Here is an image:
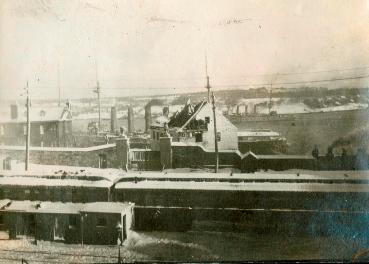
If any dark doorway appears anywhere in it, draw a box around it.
[122,215,127,240]
[99,154,108,169]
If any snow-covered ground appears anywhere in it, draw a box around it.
[0,231,364,263]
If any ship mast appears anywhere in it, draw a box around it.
[268,82,273,115]
[205,54,211,103]
[93,59,102,131]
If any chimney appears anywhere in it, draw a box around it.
[163,106,169,118]
[127,105,134,134]
[10,104,18,120]
[110,106,117,133]
[145,103,152,133]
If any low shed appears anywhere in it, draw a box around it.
[0,201,134,245]
[80,202,134,245]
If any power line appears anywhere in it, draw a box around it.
[20,65,369,84]
[26,73,369,91]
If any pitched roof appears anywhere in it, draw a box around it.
[0,199,11,210]
[242,151,313,160]
[0,106,72,123]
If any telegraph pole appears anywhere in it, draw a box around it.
[25,81,31,171]
[212,92,219,173]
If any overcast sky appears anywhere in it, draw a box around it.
[1,0,369,101]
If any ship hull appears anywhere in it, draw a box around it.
[227,108,369,154]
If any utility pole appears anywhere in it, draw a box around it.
[211,92,219,173]
[25,81,30,171]
[205,54,211,102]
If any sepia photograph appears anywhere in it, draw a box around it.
[0,0,369,262]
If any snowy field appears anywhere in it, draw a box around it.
[0,231,366,263]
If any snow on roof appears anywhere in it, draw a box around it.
[0,144,116,152]
[0,201,132,214]
[242,151,313,160]
[114,180,369,193]
[238,131,280,137]
[115,170,369,183]
[0,162,124,182]
[151,115,170,127]
[36,202,84,214]
[0,177,112,188]
[80,202,133,214]
[0,199,11,209]
[3,200,40,212]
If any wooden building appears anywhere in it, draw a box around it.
[0,104,73,147]
[0,200,134,245]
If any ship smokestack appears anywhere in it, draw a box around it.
[127,105,134,134]
[145,103,152,133]
[110,106,117,133]
[236,105,240,115]
[163,106,169,118]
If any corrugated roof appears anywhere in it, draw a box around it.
[168,100,207,128]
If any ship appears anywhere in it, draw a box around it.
[225,106,369,154]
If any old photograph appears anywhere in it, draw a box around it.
[0,0,369,262]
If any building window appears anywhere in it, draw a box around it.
[40,125,44,135]
[69,215,78,227]
[96,217,107,227]
[205,117,210,123]
[0,125,4,136]
[24,189,31,196]
[23,125,27,136]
